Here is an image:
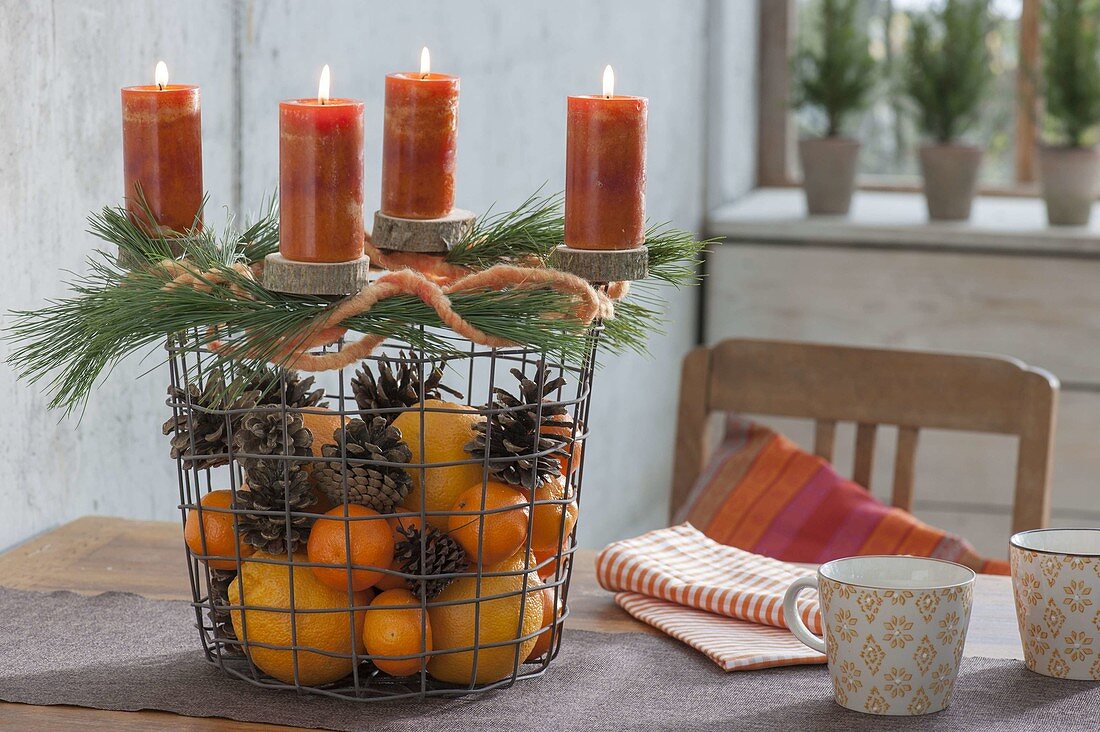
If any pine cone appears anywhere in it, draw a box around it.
[393,522,469,598]
[464,361,571,489]
[351,353,462,422]
[208,569,241,653]
[163,369,261,470]
[314,417,413,512]
[233,406,313,470]
[235,462,316,554]
[243,366,328,410]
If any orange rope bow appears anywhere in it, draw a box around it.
[157,254,626,373]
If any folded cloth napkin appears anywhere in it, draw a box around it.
[596,523,826,671]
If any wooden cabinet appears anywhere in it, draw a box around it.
[705,189,1100,556]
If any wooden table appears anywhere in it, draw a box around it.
[0,517,1024,731]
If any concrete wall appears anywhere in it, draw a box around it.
[0,0,758,550]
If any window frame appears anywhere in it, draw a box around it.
[757,0,1041,195]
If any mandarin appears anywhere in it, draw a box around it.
[528,479,578,552]
[533,542,568,581]
[373,515,425,592]
[307,505,394,591]
[184,489,254,570]
[448,482,530,566]
[543,412,583,475]
[527,585,565,661]
[364,588,433,676]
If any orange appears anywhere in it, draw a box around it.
[448,482,530,566]
[364,588,433,676]
[533,542,568,581]
[307,505,395,591]
[427,549,544,684]
[528,479,578,552]
[301,409,344,453]
[527,585,564,661]
[373,515,424,592]
[184,489,254,570]
[543,412,583,475]
[300,409,345,491]
[373,561,409,592]
[394,400,482,530]
[229,552,368,685]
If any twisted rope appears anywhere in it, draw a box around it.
[156,253,625,373]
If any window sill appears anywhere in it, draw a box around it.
[706,188,1100,258]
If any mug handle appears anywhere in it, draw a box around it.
[783,574,826,654]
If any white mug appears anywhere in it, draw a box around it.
[1011,528,1100,680]
[783,555,975,716]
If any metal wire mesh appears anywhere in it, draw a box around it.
[169,324,598,700]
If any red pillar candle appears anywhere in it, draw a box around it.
[280,65,365,263]
[121,61,203,234]
[381,47,459,219]
[565,66,647,250]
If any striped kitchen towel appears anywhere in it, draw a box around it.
[595,523,826,671]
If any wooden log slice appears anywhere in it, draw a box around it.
[262,252,372,295]
[549,245,649,282]
[372,209,476,253]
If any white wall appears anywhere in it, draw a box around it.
[0,0,758,550]
[0,0,237,551]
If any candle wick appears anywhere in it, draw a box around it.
[158,83,165,91]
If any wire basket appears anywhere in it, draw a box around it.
[169,325,597,700]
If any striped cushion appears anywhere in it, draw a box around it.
[676,419,1009,575]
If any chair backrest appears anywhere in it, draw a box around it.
[671,338,1059,534]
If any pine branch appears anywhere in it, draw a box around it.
[5,247,596,413]
[446,188,563,268]
[7,188,704,414]
[445,190,705,287]
[643,224,710,287]
[236,194,281,264]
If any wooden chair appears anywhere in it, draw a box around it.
[671,338,1059,534]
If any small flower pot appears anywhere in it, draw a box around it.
[799,137,860,216]
[1039,145,1100,227]
[918,143,982,222]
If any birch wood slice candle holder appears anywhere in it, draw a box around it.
[262,252,372,295]
[372,208,476,253]
[549,244,648,283]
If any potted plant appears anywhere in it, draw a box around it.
[902,0,991,222]
[1039,0,1100,226]
[792,0,876,216]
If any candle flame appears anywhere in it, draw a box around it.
[420,47,431,77]
[603,65,614,98]
[155,60,169,90]
[318,64,331,104]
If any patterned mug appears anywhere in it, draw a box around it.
[1010,528,1100,680]
[783,556,975,716]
